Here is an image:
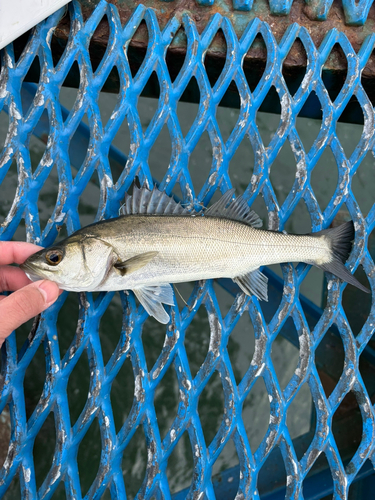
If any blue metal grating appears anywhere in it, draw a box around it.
[0,0,375,498]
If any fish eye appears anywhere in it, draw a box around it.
[45,249,63,266]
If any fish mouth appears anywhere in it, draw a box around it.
[20,262,48,282]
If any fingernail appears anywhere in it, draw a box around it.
[37,280,59,304]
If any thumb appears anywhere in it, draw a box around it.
[0,280,60,345]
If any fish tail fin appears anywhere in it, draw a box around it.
[314,221,370,294]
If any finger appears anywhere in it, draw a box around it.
[0,266,32,292]
[0,242,43,266]
[0,280,60,346]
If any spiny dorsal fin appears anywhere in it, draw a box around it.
[134,284,174,324]
[119,186,263,228]
[233,268,268,301]
[205,189,263,228]
[119,185,192,216]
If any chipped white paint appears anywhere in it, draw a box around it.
[170,429,176,442]
[23,467,31,483]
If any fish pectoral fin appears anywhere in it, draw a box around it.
[133,284,174,324]
[114,251,159,276]
[233,269,268,301]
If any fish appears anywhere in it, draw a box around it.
[20,186,369,324]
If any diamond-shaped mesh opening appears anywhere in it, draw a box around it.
[23,339,46,420]
[0,159,18,225]
[198,370,225,446]
[89,14,110,73]
[142,316,168,372]
[154,361,179,440]
[336,103,364,159]
[315,328,345,399]
[244,33,267,93]
[56,293,79,358]
[204,29,227,88]
[227,312,255,386]
[0,406,11,469]
[51,8,70,68]
[110,356,134,433]
[258,445,287,497]
[229,136,255,193]
[59,61,82,119]
[67,349,91,425]
[0,109,9,151]
[271,318,299,391]
[98,67,121,126]
[166,431,194,494]
[212,437,239,482]
[310,146,339,213]
[188,130,213,196]
[22,57,41,116]
[148,123,172,183]
[217,82,241,144]
[184,302,212,378]
[302,452,334,498]
[33,411,56,490]
[282,38,307,97]
[322,44,348,103]
[351,151,375,217]
[343,266,371,336]
[256,91,281,146]
[295,114,322,154]
[270,140,297,207]
[128,20,149,79]
[69,115,90,176]
[242,376,270,453]
[78,170,100,228]
[166,27,187,84]
[77,416,102,496]
[333,391,363,465]
[122,424,147,500]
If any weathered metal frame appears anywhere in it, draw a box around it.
[1,0,375,498]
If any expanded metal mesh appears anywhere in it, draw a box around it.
[0,0,375,498]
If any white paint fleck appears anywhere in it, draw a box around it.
[24,467,31,483]
[170,429,176,442]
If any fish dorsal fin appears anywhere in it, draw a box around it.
[134,284,174,324]
[205,189,263,228]
[233,268,268,301]
[119,185,192,216]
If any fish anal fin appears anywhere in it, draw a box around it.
[133,284,174,324]
[114,251,158,276]
[233,269,268,301]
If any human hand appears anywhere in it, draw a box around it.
[0,242,60,347]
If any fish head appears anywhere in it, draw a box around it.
[20,236,115,291]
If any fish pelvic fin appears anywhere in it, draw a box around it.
[313,221,370,294]
[233,268,268,301]
[114,251,158,276]
[134,284,174,324]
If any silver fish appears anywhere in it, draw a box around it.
[21,186,369,323]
